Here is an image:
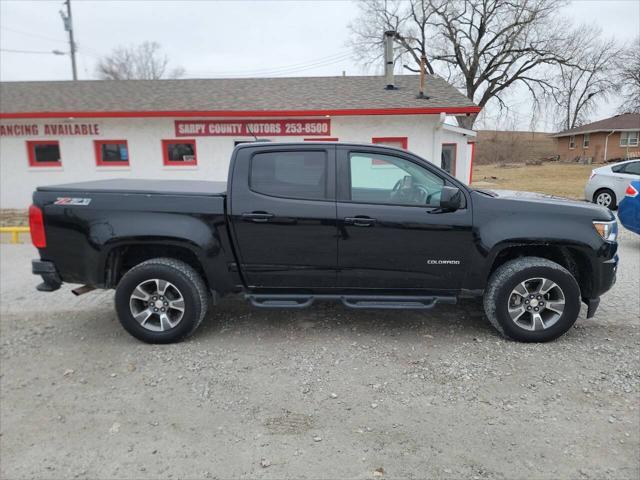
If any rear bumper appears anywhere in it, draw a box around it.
[32,259,62,292]
[584,182,597,202]
[618,200,640,234]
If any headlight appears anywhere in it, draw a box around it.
[593,220,618,242]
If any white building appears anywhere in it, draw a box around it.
[0,75,479,208]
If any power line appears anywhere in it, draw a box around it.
[185,50,353,75]
[0,25,103,59]
[0,25,67,44]
[183,51,354,78]
[0,48,62,55]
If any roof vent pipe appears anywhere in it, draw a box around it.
[384,30,396,90]
[416,54,430,99]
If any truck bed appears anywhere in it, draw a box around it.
[37,178,227,196]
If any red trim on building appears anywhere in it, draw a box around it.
[0,106,482,120]
[442,143,457,176]
[467,141,476,184]
[26,140,61,167]
[371,137,408,149]
[162,139,197,166]
[94,140,130,167]
[304,137,338,141]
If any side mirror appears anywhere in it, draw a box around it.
[439,186,462,211]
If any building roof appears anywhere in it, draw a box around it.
[553,113,640,137]
[0,75,480,119]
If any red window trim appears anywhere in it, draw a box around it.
[371,137,408,149]
[0,106,482,120]
[26,140,62,167]
[304,137,338,141]
[162,139,197,166]
[94,140,130,166]
[442,143,457,176]
[467,141,476,184]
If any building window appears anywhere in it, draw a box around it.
[303,138,339,141]
[583,133,590,148]
[95,140,129,166]
[371,137,408,149]
[162,139,197,166]
[250,150,328,200]
[568,135,576,149]
[27,141,61,167]
[441,143,457,175]
[620,131,639,147]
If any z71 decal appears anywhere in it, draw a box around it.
[54,197,92,206]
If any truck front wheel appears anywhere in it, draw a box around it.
[115,257,209,343]
[483,257,581,342]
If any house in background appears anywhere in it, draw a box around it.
[552,113,640,163]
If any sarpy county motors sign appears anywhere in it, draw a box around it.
[175,119,331,137]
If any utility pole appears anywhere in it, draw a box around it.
[60,0,77,80]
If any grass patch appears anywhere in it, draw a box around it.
[472,162,594,199]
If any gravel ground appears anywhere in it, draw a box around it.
[1,230,639,480]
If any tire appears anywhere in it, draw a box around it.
[483,257,581,342]
[593,188,617,210]
[115,257,209,343]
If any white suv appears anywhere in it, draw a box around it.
[584,159,640,209]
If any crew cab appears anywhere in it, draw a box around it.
[30,142,619,343]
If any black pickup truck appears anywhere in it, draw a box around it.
[30,142,619,343]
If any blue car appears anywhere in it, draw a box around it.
[618,180,640,235]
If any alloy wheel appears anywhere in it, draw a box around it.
[596,192,612,207]
[129,278,185,332]
[507,277,565,331]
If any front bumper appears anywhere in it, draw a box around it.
[32,259,62,292]
[593,253,619,297]
[583,252,618,318]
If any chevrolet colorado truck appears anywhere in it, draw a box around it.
[30,142,619,343]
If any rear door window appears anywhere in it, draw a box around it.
[250,151,328,200]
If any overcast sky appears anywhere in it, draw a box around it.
[1,0,638,131]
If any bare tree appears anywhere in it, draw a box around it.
[614,37,640,114]
[96,42,185,80]
[349,0,579,129]
[550,28,620,131]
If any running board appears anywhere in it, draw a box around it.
[248,295,314,309]
[246,294,456,310]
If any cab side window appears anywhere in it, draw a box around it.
[348,152,444,207]
[250,150,328,200]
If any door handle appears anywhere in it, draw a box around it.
[242,212,274,223]
[344,216,377,227]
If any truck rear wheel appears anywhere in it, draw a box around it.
[483,257,581,342]
[115,257,209,343]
